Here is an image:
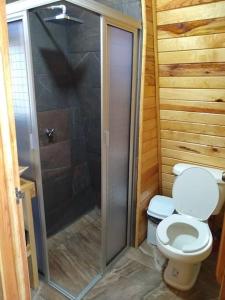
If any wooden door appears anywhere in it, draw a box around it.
[0,1,31,299]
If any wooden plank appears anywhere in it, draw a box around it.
[159,63,225,77]
[22,184,39,289]
[141,153,159,173]
[141,163,158,183]
[160,110,225,125]
[143,107,157,121]
[162,172,174,183]
[142,148,158,164]
[143,96,156,109]
[144,85,156,97]
[0,3,31,299]
[142,138,158,154]
[162,148,225,168]
[162,156,197,166]
[161,120,225,137]
[157,1,225,25]
[158,33,225,52]
[219,275,225,299]
[143,119,157,132]
[161,130,225,147]
[161,180,173,190]
[152,0,162,195]
[160,76,225,88]
[141,173,159,193]
[143,129,157,142]
[217,213,225,283]
[157,0,223,12]
[158,17,225,39]
[160,88,225,101]
[136,0,159,247]
[162,187,172,197]
[159,49,225,64]
[160,99,225,114]
[161,139,225,158]
[162,164,173,174]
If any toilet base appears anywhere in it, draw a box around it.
[164,259,201,291]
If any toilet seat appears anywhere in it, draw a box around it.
[157,214,210,253]
[172,167,219,221]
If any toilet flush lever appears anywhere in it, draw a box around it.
[222,172,225,182]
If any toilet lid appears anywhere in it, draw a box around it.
[172,167,219,221]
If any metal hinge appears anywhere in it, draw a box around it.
[15,188,25,204]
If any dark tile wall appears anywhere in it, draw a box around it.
[93,0,141,20]
[67,4,101,206]
[29,5,100,235]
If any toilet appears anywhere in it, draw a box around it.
[156,164,225,291]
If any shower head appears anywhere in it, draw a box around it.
[44,5,83,25]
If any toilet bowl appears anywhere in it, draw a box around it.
[156,166,221,291]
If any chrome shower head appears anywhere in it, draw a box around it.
[44,4,83,25]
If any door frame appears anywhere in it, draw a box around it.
[0,2,30,299]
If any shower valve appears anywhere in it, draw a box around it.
[45,128,55,143]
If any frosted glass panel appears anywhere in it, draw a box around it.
[8,20,33,178]
[106,26,133,262]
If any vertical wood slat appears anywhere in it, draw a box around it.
[135,0,159,246]
[216,213,225,284]
[0,2,31,299]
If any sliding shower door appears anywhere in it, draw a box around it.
[102,20,138,264]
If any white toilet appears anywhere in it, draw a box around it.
[156,163,225,291]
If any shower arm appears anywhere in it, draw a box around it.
[46,4,67,15]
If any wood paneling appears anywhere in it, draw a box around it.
[159,63,225,77]
[156,0,225,198]
[160,88,225,101]
[157,0,223,11]
[159,76,225,88]
[158,18,225,40]
[158,33,225,51]
[159,48,225,64]
[135,0,159,246]
[157,1,225,25]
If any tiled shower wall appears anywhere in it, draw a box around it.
[29,6,101,235]
[67,4,101,206]
[94,0,141,20]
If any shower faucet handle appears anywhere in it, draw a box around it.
[45,128,55,143]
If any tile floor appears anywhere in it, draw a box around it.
[32,241,220,300]
[47,209,101,295]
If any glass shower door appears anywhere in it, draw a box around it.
[102,22,137,264]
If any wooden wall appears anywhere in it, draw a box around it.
[155,0,225,196]
[135,0,159,246]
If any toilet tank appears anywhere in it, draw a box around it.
[173,163,225,215]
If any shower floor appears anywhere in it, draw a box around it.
[47,208,101,296]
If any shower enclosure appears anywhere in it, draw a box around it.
[7,1,140,299]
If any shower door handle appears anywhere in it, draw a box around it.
[104,130,109,148]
